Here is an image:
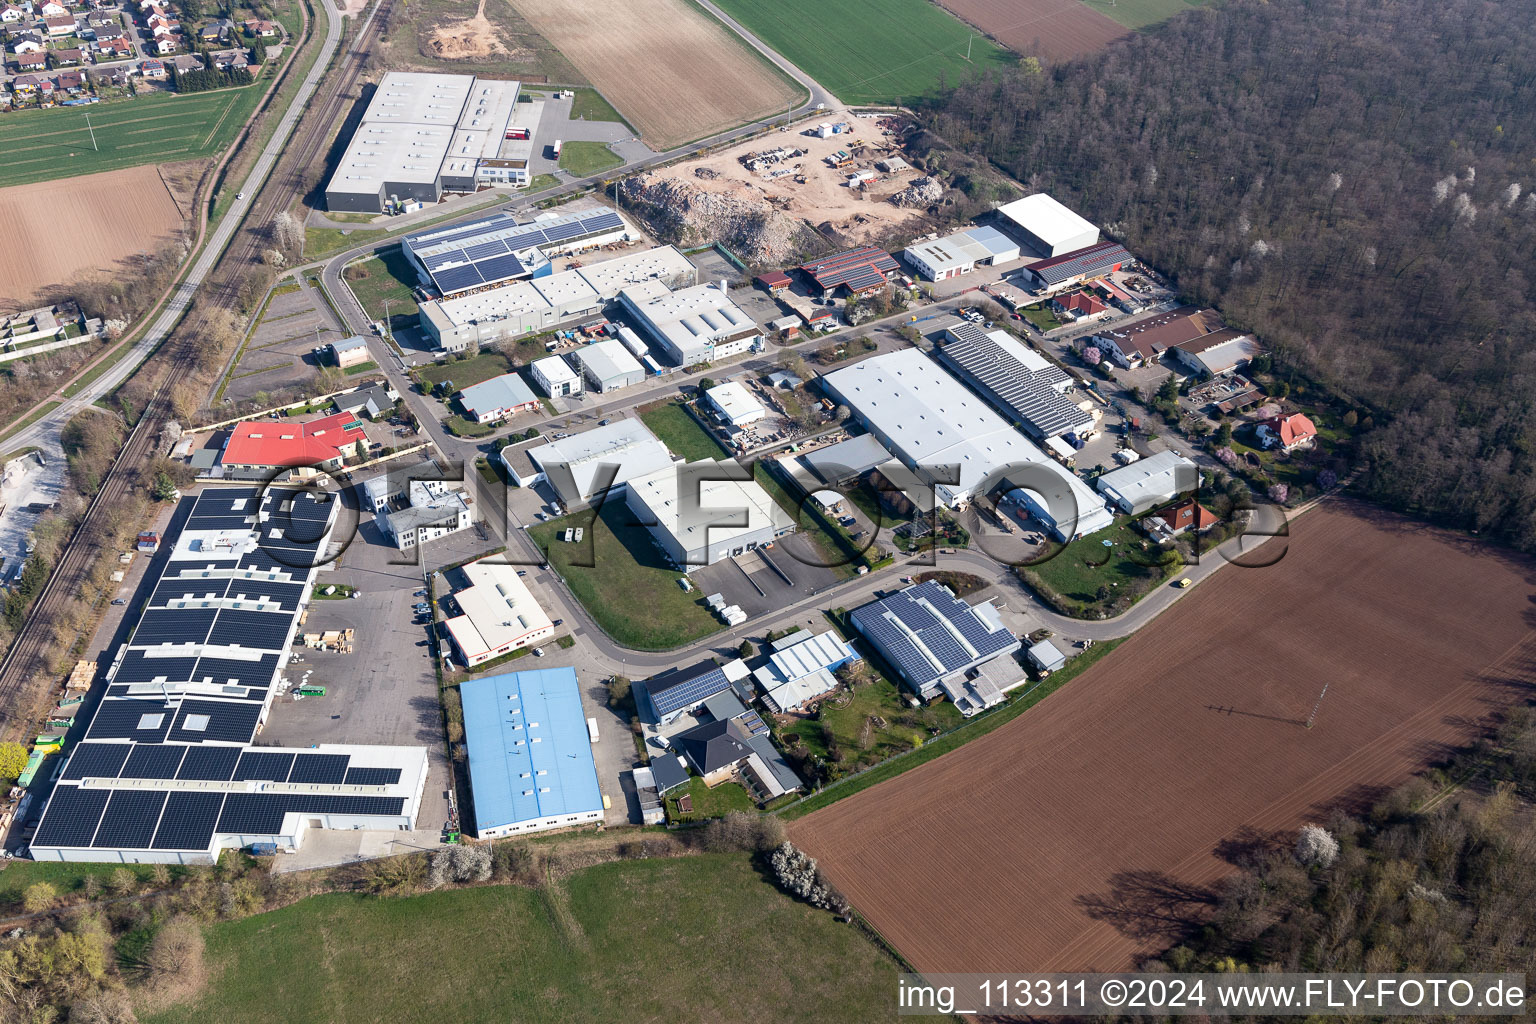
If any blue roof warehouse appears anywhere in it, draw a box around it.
[460,667,605,838]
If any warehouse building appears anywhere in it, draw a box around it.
[1096,449,1199,514]
[902,226,1020,281]
[457,372,540,423]
[798,246,901,296]
[996,193,1099,258]
[572,339,645,392]
[704,381,767,428]
[848,580,1023,715]
[402,207,633,298]
[624,461,794,567]
[504,418,676,507]
[460,667,603,838]
[617,279,763,367]
[821,349,1113,539]
[29,487,431,864]
[529,354,582,397]
[751,629,859,714]
[419,245,695,352]
[937,323,1097,441]
[1165,328,1261,377]
[219,410,366,480]
[1018,240,1131,294]
[325,73,537,213]
[442,559,555,667]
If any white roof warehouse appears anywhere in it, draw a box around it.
[821,348,1113,540]
[618,279,763,367]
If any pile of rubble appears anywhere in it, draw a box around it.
[888,176,943,209]
[620,173,818,264]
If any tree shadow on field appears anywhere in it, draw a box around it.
[1212,825,1286,871]
[1075,870,1218,945]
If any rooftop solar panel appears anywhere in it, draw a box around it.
[92,789,168,849]
[133,607,217,644]
[580,210,624,232]
[433,264,484,294]
[648,663,732,717]
[233,750,296,782]
[471,252,524,283]
[501,226,548,252]
[152,791,225,851]
[121,742,188,779]
[424,250,466,271]
[110,651,201,685]
[540,221,583,244]
[463,239,509,260]
[344,766,403,786]
[33,785,112,848]
[169,699,261,744]
[288,753,350,785]
[60,742,132,781]
[87,699,175,742]
[177,744,242,782]
[208,608,292,650]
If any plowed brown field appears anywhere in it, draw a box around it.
[791,502,1536,972]
[504,0,803,149]
[0,165,186,304]
[939,0,1128,61]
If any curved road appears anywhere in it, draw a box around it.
[0,0,346,521]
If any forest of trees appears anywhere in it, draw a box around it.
[927,0,1536,548]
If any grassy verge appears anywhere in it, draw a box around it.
[0,401,62,446]
[568,87,633,129]
[529,501,719,650]
[666,775,755,822]
[1020,516,1177,617]
[780,639,1124,820]
[341,247,419,330]
[343,360,379,375]
[144,854,898,1024]
[418,352,513,390]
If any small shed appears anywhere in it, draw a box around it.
[756,270,791,294]
[1026,640,1066,675]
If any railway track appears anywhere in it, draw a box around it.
[0,0,393,742]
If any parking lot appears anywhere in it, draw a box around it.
[222,278,348,404]
[688,536,842,619]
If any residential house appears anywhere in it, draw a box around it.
[152,32,174,52]
[90,19,123,39]
[43,14,77,35]
[0,4,28,21]
[1255,412,1317,453]
[88,62,126,86]
[207,45,245,69]
[85,10,118,27]
[40,0,70,16]
[331,383,395,419]
[11,31,47,52]
[195,19,224,42]
[668,717,799,800]
[168,51,201,71]
[92,35,128,57]
[56,67,83,91]
[456,373,539,424]
[35,76,55,99]
[1142,498,1219,542]
[1049,290,1108,321]
[137,55,163,76]
[242,17,275,35]
[14,50,47,70]
[11,71,45,91]
[50,45,81,63]
[1089,306,1226,370]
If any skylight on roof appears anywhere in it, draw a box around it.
[137,713,164,730]
[184,713,211,732]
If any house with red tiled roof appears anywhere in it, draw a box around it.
[56,68,85,91]
[51,46,83,64]
[219,411,367,480]
[94,36,131,57]
[138,55,164,76]
[15,51,48,71]
[1049,290,1108,321]
[1144,498,1220,542]
[1256,413,1317,453]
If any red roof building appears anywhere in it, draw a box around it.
[1256,413,1316,452]
[1155,498,1219,536]
[1051,290,1107,319]
[755,270,791,293]
[221,411,366,477]
[799,246,899,296]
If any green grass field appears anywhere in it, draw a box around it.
[1081,0,1211,31]
[530,501,720,649]
[568,87,632,130]
[557,141,622,177]
[0,87,268,188]
[638,402,728,462]
[418,352,514,391]
[342,248,419,331]
[708,0,1015,104]
[1023,516,1177,608]
[145,854,898,1024]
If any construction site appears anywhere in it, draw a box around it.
[619,111,937,265]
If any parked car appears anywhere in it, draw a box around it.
[1174,578,1193,589]
[111,598,126,606]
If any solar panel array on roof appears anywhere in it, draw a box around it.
[1026,241,1130,287]
[849,581,1018,696]
[60,742,131,781]
[288,752,350,785]
[122,742,187,779]
[169,699,263,744]
[152,791,225,850]
[33,787,112,848]
[177,744,242,781]
[233,750,296,781]
[412,210,627,294]
[939,324,1091,439]
[344,766,403,786]
[647,662,733,718]
[93,790,167,849]
[218,794,404,834]
[799,246,900,292]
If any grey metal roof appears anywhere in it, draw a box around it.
[938,323,1093,439]
[798,433,893,484]
[1026,241,1130,287]
[648,752,690,794]
[458,373,537,416]
[744,733,801,793]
